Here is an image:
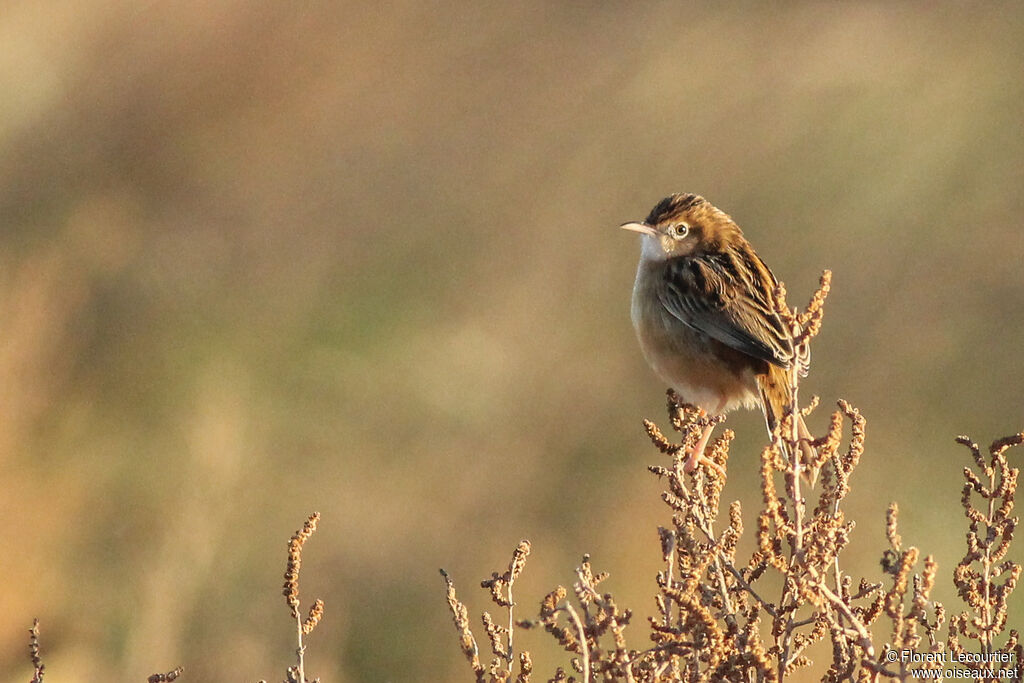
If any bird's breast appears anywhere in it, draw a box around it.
[631,261,761,414]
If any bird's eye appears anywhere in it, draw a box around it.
[671,223,689,238]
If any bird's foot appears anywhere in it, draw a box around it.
[682,420,726,478]
[682,449,727,477]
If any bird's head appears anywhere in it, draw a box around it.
[621,193,742,260]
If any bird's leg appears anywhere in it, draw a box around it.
[683,410,726,477]
[683,421,716,471]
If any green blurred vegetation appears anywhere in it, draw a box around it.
[1,2,1022,681]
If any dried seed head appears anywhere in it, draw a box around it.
[302,599,325,636]
[886,503,902,552]
[147,668,184,683]
[283,512,321,617]
[29,619,44,683]
[440,568,484,676]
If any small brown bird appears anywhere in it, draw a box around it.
[622,193,814,473]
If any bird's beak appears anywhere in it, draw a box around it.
[619,221,657,236]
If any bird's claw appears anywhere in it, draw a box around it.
[683,446,727,478]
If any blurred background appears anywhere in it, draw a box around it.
[1,2,1022,681]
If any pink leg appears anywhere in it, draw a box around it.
[683,422,718,472]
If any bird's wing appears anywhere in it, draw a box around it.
[657,252,794,368]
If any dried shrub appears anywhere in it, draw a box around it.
[443,272,1023,682]
[441,541,534,682]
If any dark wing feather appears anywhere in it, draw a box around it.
[657,251,794,368]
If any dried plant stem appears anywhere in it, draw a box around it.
[507,580,517,664]
[696,512,778,618]
[562,601,590,682]
[693,473,735,615]
[816,581,882,680]
[722,562,777,618]
[774,372,804,680]
[981,462,997,654]
[663,535,674,627]
[294,611,308,683]
[789,374,805,561]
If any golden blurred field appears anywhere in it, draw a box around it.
[2,2,1023,681]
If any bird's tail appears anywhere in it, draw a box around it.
[759,364,818,486]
